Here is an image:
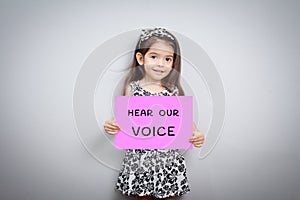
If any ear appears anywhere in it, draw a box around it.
[135,52,144,65]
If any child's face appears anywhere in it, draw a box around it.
[137,40,174,82]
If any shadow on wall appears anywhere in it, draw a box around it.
[111,191,135,200]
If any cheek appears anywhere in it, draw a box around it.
[143,65,151,72]
[166,66,173,74]
[167,62,174,69]
[144,57,155,65]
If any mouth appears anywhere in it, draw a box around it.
[153,69,164,73]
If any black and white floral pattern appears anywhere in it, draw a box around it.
[115,81,190,199]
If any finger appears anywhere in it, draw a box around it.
[106,121,120,128]
[106,130,119,135]
[192,137,204,143]
[194,144,203,148]
[104,126,119,132]
[104,123,120,130]
[189,138,195,142]
[105,126,120,132]
[194,141,204,145]
[192,136,204,142]
[194,141,203,146]
[104,124,119,130]
[189,139,198,143]
[109,121,120,126]
[112,121,119,126]
[105,128,119,133]
[189,136,200,142]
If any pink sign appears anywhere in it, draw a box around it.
[114,96,193,149]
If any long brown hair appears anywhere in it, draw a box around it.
[122,29,184,96]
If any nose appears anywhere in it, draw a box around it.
[157,58,164,67]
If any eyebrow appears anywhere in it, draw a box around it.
[148,51,173,57]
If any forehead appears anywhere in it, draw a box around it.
[147,40,174,56]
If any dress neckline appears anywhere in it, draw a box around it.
[136,80,168,94]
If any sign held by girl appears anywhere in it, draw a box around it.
[115,96,193,149]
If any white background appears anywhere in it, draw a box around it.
[0,0,299,199]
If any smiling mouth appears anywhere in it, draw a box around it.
[153,69,164,73]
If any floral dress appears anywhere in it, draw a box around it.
[115,81,190,199]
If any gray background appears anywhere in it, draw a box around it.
[1,0,299,200]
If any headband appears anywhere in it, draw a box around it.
[138,28,175,49]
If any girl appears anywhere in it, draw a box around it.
[104,28,205,200]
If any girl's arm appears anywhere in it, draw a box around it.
[104,85,131,135]
[189,122,205,148]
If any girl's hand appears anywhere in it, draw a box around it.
[189,130,205,148]
[103,119,120,135]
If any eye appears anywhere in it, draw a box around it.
[151,55,157,59]
[166,57,173,62]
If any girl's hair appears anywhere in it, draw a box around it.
[122,28,184,96]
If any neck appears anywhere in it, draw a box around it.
[140,77,161,86]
